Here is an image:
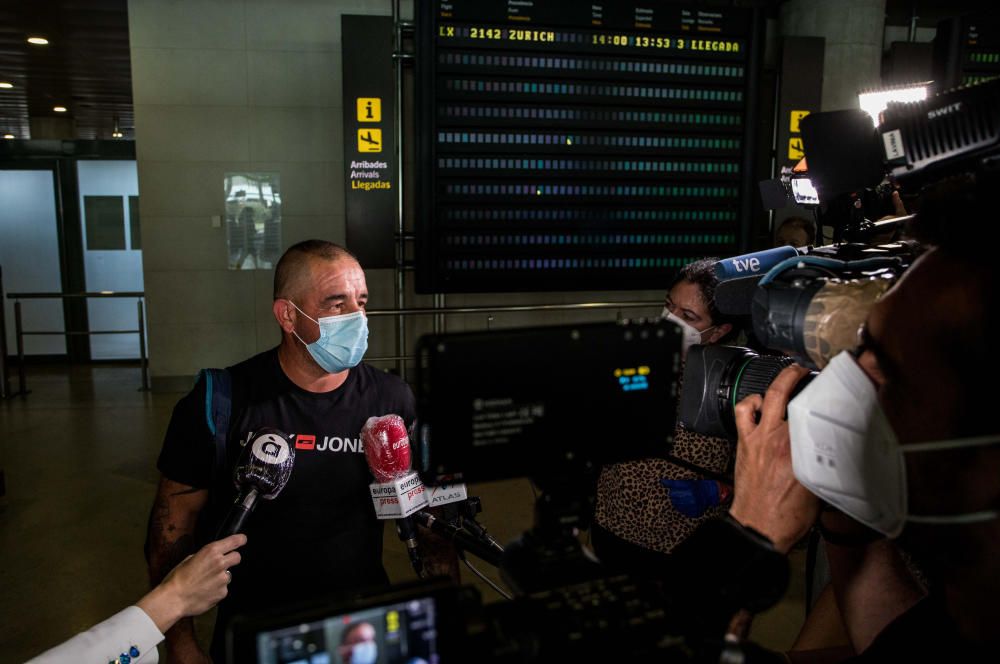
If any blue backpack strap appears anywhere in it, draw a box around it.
[198,368,232,485]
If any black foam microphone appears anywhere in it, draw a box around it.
[216,428,296,538]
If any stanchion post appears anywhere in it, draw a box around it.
[14,300,26,396]
[137,299,149,391]
[0,266,9,400]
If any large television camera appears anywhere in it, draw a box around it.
[227,320,789,662]
[682,78,1000,439]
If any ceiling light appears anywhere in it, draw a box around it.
[53,106,67,113]
[0,82,12,89]
[27,37,49,45]
[112,115,123,138]
[4,134,15,139]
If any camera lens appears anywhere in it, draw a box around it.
[679,345,817,440]
[753,266,896,371]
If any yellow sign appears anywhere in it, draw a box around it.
[788,136,805,161]
[790,110,810,133]
[357,97,381,122]
[358,128,382,153]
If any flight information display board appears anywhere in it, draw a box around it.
[415,0,762,293]
[934,10,1000,91]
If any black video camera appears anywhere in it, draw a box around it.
[682,78,1000,440]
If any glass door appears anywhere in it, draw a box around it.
[0,168,66,356]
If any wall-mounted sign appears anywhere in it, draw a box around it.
[343,15,396,268]
[789,109,810,133]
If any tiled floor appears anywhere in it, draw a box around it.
[0,364,807,662]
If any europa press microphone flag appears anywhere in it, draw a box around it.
[361,414,429,519]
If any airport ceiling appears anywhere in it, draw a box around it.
[0,0,989,141]
[0,0,130,140]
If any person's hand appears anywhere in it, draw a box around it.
[137,533,246,634]
[728,366,819,554]
[877,190,908,221]
[165,533,246,616]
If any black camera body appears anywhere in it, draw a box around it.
[684,79,1000,441]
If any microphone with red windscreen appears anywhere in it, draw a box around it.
[362,414,412,483]
[361,415,426,577]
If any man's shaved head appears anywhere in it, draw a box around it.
[273,240,357,301]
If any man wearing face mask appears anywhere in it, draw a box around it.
[336,621,377,664]
[148,240,416,664]
[725,174,999,660]
[592,259,739,577]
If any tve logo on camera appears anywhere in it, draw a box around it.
[730,256,762,273]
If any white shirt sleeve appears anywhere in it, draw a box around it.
[25,605,164,664]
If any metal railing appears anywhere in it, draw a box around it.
[362,300,661,363]
[4,290,149,396]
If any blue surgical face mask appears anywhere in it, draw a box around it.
[289,302,368,374]
[349,640,378,664]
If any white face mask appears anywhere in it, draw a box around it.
[662,309,716,356]
[788,351,1000,537]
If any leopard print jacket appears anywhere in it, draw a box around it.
[594,424,734,554]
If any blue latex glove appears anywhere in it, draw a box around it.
[660,479,727,518]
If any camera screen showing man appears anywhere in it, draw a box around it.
[337,621,377,664]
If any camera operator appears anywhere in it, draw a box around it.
[727,173,999,660]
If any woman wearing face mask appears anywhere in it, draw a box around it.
[591,258,739,577]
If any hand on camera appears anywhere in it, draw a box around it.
[877,189,908,221]
[728,365,819,554]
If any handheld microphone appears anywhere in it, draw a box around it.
[362,414,412,483]
[412,511,504,568]
[361,415,428,577]
[426,481,505,556]
[216,428,295,538]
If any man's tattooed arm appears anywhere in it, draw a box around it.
[145,476,210,660]
[146,482,205,580]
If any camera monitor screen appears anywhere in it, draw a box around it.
[227,585,457,664]
[414,320,682,482]
[790,177,819,205]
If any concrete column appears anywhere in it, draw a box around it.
[780,0,887,111]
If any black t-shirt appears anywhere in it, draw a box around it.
[157,349,415,638]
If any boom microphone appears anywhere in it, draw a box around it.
[216,428,295,538]
[361,414,427,577]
